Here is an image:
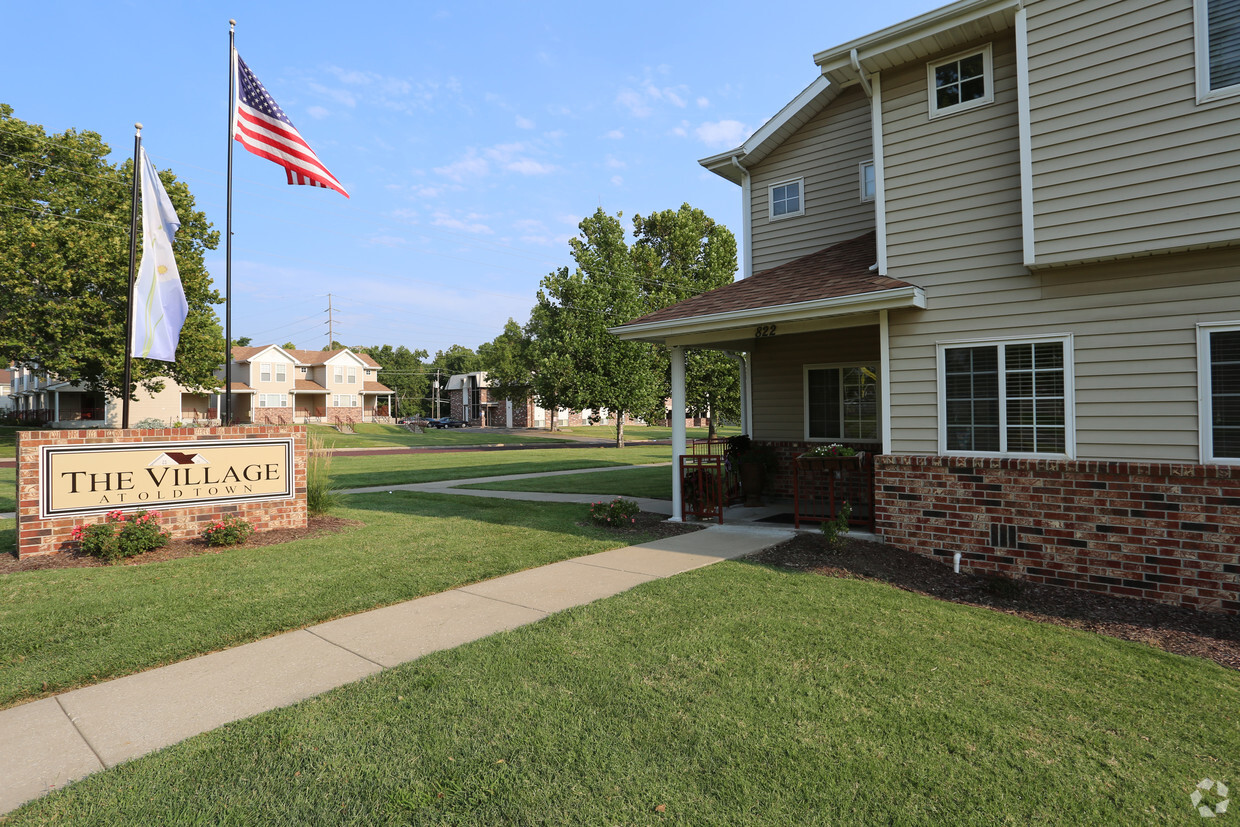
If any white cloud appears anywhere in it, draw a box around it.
[604,129,625,140]
[506,159,556,175]
[308,83,356,107]
[513,218,546,233]
[616,88,650,118]
[515,115,535,129]
[368,235,407,248]
[697,96,710,108]
[306,105,330,120]
[432,212,494,235]
[695,119,749,148]
[605,155,625,169]
[434,150,490,181]
[671,120,689,138]
[611,175,624,187]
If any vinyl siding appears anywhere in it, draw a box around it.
[887,248,1240,461]
[751,326,880,442]
[747,85,875,274]
[1027,0,1240,264]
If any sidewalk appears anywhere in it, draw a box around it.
[0,522,792,815]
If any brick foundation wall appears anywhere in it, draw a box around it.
[251,407,293,425]
[875,455,1240,614]
[16,426,308,559]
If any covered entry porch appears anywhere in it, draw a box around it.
[609,232,925,524]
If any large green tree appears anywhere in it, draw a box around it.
[352,344,430,417]
[631,204,740,436]
[478,318,532,405]
[0,105,223,398]
[529,210,665,446]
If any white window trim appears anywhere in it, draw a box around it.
[927,43,995,119]
[935,333,1076,459]
[347,368,357,384]
[767,177,805,221]
[1197,321,1240,464]
[802,362,881,443]
[275,364,286,382]
[859,160,875,203]
[1195,0,1240,103]
[259,363,271,382]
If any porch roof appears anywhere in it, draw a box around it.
[293,379,328,393]
[611,231,924,343]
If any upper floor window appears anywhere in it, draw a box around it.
[928,44,994,118]
[347,368,357,384]
[259,363,271,382]
[859,160,876,202]
[768,178,804,220]
[333,367,343,384]
[1196,0,1240,102]
[1198,322,1240,463]
[275,364,286,383]
[805,364,879,442]
[938,335,1073,457]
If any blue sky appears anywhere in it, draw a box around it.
[6,1,932,356]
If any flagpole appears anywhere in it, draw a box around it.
[225,18,236,426]
[122,122,143,430]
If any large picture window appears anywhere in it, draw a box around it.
[1198,323,1240,462]
[938,336,1073,456]
[804,365,879,441]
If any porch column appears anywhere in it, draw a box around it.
[670,344,686,522]
[879,309,892,452]
[53,391,60,424]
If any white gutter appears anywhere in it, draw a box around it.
[731,155,752,279]
[1015,3,1035,268]
[610,285,926,342]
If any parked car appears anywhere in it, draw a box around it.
[438,418,467,428]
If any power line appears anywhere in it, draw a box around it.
[0,201,129,231]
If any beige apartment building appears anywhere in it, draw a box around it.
[6,345,393,427]
[614,0,1240,613]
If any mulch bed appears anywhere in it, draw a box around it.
[749,532,1240,671]
[0,516,358,574]
[583,510,707,540]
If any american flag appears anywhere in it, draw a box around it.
[232,51,349,199]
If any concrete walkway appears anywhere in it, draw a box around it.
[0,522,792,815]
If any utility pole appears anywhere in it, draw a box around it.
[325,293,334,348]
[434,369,441,418]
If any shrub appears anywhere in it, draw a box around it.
[820,502,852,552]
[131,418,165,429]
[589,498,641,528]
[306,433,339,515]
[72,510,170,562]
[202,516,254,547]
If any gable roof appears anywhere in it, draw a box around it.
[611,232,925,342]
[230,346,380,369]
[700,0,1019,183]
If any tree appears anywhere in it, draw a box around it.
[529,210,664,446]
[631,204,740,436]
[231,336,253,348]
[432,344,482,377]
[478,318,532,405]
[353,344,430,417]
[0,105,223,398]
[281,341,296,350]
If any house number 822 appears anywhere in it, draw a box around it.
[755,324,777,338]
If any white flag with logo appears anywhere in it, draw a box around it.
[131,147,188,362]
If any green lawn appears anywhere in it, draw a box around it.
[307,423,567,450]
[0,518,12,556]
[0,492,665,709]
[459,465,673,500]
[556,424,741,442]
[13,561,1238,825]
[330,445,671,489]
[0,466,13,513]
[0,424,17,458]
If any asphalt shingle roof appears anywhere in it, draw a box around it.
[619,231,912,328]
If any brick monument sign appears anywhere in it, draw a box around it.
[15,425,308,559]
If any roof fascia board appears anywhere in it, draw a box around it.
[814,0,1019,71]
[611,286,926,341]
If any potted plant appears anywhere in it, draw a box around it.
[725,435,779,507]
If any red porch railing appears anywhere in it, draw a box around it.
[793,451,877,531]
[679,438,742,523]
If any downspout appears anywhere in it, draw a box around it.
[730,155,752,279]
[723,350,750,435]
[852,48,888,275]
